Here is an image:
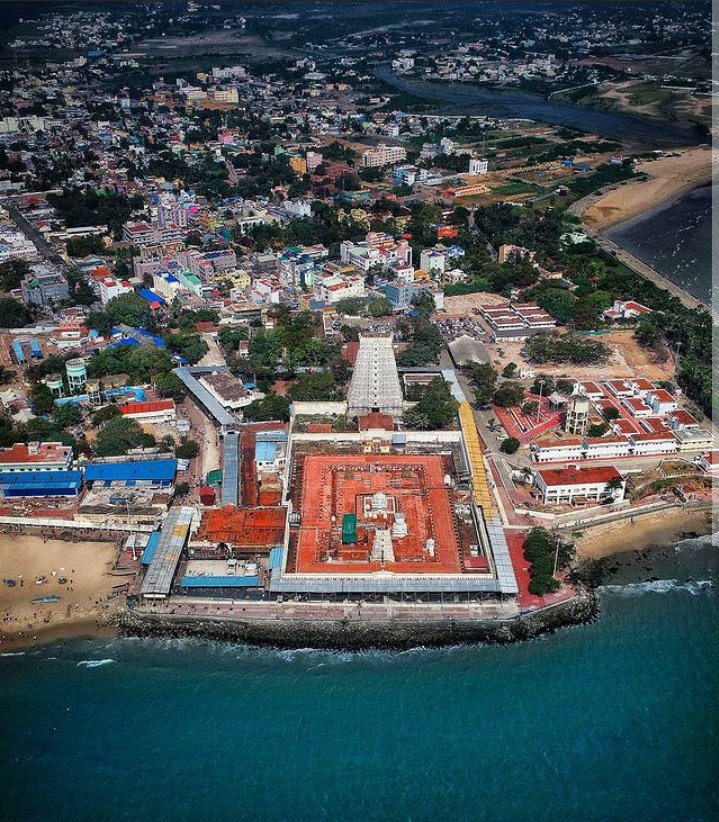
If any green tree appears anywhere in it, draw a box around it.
[530,374,555,396]
[52,403,82,428]
[154,371,185,402]
[164,332,208,365]
[288,371,338,402]
[94,416,155,457]
[586,422,609,437]
[175,440,200,460]
[500,436,520,454]
[242,392,290,422]
[104,292,150,328]
[493,382,525,408]
[367,297,393,318]
[467,362,498,407]
[92,405,121,426]
[30,383,55,415]
[502,362,518,378]
[0,298,31,328]
[403,377,458,430]
[0,259,30,291]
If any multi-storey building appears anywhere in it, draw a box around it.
[361,143,407,168]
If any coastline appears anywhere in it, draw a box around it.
[575,506,714,560]
[1,506,714,652]
[0,536,125,652]
[570,146,713,313]
[581,146,712,231]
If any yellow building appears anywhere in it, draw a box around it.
[289,156,308,175]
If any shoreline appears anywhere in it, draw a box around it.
[0,535,126,652]
[580,146,712,231]
[575,506,714,561]
[0,511,713,653]
[575,146,713,313]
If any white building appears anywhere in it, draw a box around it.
[314,273,366,304]
[629,432,678,456]
[340,233,411,272]
[531,438,584,463]
[420,249,446,275]
[361,143,407,168]
[534,466,626,505]
[0,225,38,263]
[646,389,678,415]
[469,157,489,174]
[98,277,134,306]
[582,436,631,460]
[347,335,404,419]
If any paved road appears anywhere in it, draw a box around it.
[1,198,69,270]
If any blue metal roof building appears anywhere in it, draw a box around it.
[141,531,161,567]
[11,340,25,364]
[180,575,260,589]
[0,470,83,498]
[84,459,177,487]
[255,441,277,463]
[29,339,43,359]
[138,288,166,306]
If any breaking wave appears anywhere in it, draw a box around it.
[600,579,713,596]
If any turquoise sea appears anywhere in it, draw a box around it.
[1,534,717,822]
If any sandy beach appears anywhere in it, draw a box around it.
[575,506,714,560]
[582,146,712,231]
[0,536,126,651]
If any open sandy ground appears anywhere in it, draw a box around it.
[575,506,714,560]
[0,537,123,650]
[582,146,712,231]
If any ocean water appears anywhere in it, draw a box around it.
[607,185,713,305]
[1,534,717,822]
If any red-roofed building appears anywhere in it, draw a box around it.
[629,431,678,456]
[606,379,634,397]
[611,418,640,436]
[697,451,719,474]
[647,389,678,415]
[639,418,670,435]
[534,465,626,505]
[629,378,655,397]
[622,396,653,418]
[358,412,394,432]
[603,299,652,321]
[0,442,72,472]
[667,409,700,431]
[530,438,584,462]
[582,435,631,459]
[119,400,176,424]
[341,340,360,365]
[576,381,603,399]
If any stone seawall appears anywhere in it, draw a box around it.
[117,590,597,651]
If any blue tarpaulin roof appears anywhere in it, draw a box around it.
[268,547,284,570]
[179,576,260,588]
[138,288,166,305]
[85,459,177,483]
[141,531,161,567]
[255,441,277,462]
[0,470,82,489]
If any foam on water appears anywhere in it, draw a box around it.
[76,658,116,668]
[601,578,714,596]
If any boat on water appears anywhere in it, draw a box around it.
[31,595,62,604]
